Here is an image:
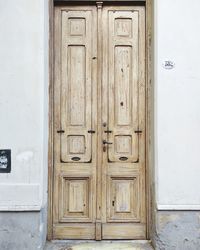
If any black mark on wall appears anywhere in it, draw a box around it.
[0,150,11,173]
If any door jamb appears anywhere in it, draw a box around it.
[47,0,154,240]
[48,0,54,240]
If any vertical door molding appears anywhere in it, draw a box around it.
[48,0,54,240]
[96,0,103,241]
[145,0,154,240]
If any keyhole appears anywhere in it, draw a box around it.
[120,101,123,106]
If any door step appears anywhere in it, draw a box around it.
[45,240,154,250]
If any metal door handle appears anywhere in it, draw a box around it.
[103,140,113,145]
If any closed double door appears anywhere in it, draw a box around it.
[53,2,146,240]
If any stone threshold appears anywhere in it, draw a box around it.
[44,240,154,250]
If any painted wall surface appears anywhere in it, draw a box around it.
[155,0,200,209]
[0,0,48,210]
[0,0,200,212]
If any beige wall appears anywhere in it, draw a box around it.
[0,0,48,210]
[155,0,200,209]
[0,0,200,212]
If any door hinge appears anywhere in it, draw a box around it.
[88,130,95,134]
[134,130,142,134]
[104,130,112,133]
[57,130,65,133]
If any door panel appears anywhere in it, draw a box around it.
[53,4,146,240]
[61,10,93,163]
[102,6,146,239]
[107,10,139,163]
[59,175,92,222]
[102,223,146,240]
[53,5,97,239]
[107,176,140,222]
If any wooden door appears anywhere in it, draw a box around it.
[53,3,146,240]
[101,6,146,239]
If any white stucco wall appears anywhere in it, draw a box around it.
[0,0,48,210]
[155,0,200,209]
[0,0,200,212]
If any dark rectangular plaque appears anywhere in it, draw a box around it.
[0,150,11,173]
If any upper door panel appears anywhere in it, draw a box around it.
[107,10,140,163]
[60,10,94,163]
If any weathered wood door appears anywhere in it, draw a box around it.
[53,3,146,240]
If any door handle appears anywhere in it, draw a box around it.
[103,140,113,145]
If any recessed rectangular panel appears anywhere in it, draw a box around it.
[115,18,132,38]
[68,135,85,154]
[114,46,132,126]
[68,45,86,126]
[108,176,140,222]
[68,180,87,212]
[115,135,132,154]
[69,18,86,36]
[59,176,91,222]
[115,181,131,212]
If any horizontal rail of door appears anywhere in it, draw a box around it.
[54,0,146,5]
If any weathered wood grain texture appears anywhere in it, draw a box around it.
[50,3,148,240]
[101,5,146,239]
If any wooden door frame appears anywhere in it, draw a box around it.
[47,0,154,240]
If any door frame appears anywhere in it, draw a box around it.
[47,0,154,240]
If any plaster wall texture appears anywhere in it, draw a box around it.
[1,0,200,213]
[155,0,200,209]
[153,211,200,250]
[0,0,48,210]
[0,0,200,249]
[1,0,199,213]
[153,0,200,248]
[0,1,48,249]
[0,208,47,250]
